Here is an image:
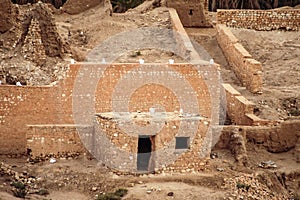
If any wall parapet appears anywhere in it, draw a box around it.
[217,9,300,31]
[217,25,263,93]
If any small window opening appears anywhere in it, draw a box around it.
[189,9,193,15]
[175,137,190,149]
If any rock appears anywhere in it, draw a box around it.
[49,158,57,164]
[258,161,277,169]
[217,167,225,172]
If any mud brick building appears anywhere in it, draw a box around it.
[166,0,211,27]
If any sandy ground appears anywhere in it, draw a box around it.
[0,143,299,200]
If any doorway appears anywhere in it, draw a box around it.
[137,135,154,171]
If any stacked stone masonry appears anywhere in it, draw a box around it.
[223,84,277,126]
[217,9,300,31]
[0,64,297,172]
[166,0,211,27]
[0,63,222,173]
[27,125,92,158]
[216,24,263,93]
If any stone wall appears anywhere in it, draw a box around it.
[0,0,14,33]
[217,120,300,154]
[217,9,300,31]
[94,112,210,172]
[166,0,211,27]
[27,125,92,157]
[0,63,220,174]
[217,24,263,93]
[223,84,277,126]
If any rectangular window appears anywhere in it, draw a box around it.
[175,137,190,149]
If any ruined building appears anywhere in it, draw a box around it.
[166,0,211,27]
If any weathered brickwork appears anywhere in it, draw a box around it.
[217,9,300,31]
[0,63,222,173]
[27,125,91,157]
[95,113,210,172]
[167,0,211,27]
[217,25,263,93]
[169,8,203,61]
[217,121,300,154]
[222,84,277,126]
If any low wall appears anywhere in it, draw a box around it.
[217,9,300,31]
[217,25,263,93]
[223,84,276,126]
[217,120,300,153]
[169,8,203,62]
[27,125,91,158]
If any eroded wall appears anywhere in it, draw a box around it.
[167,0,211,27]
[216,24,263,93]
[217,9,300,31]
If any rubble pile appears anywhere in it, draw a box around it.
[0,162,48,198]
[28,152,82,164]
[223,173,288,200]
[0,1,69,86]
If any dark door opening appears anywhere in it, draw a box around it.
[137,135,152,171]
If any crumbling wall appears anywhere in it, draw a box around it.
[222,84,276,126]
[0,0,14,33]
[217,25,263,93]
[169,8,204,62]
[166,0,211,27]
[217,120,300,154]
[217,9,300,31]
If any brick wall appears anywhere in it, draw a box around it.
[0,63,220,173]
[217,9,300,31]
[222,84,277,126]
[27,125,92,157]
[217,25,263,93]
[167,0,211,27]
[169,8,203,62]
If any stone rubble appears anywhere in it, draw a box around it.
[223,173,288,200]
[0,162,48,198]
